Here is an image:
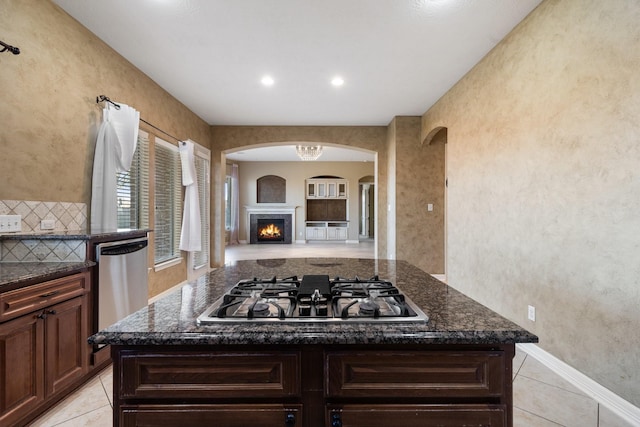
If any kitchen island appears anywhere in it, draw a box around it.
[90,258,537,427]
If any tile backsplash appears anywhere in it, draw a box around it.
[0,200,87,233]
[1,239,86,262]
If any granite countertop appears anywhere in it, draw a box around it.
[0,229,149,241]
[90,258,538,347]
[0,261,95,291]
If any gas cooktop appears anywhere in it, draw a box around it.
[196,275,429,324]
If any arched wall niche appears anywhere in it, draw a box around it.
[422,126,447,146]
[257,175,286,203]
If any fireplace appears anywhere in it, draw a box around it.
[257,219,285,243]
[249,213,293,244]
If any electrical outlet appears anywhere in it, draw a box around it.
[0,215,22,232]
[41,219,56,230]
[427,203,433,212]
[528,305,536,322]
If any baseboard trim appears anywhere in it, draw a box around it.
[517,343,640,425]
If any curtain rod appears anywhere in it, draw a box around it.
[139,118,184,145]
[96,95,184,145]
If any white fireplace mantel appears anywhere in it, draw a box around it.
[245,206,299,243]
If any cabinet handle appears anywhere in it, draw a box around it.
[331,412,342,427]
[36,312,47,319]
[46,309,57,315]
[285,412,296,426]
[39,291,59,298]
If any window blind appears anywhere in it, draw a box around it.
[154,138,182,264]
[116,132,150,230]
[192,150,210,269]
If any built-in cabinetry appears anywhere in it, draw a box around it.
[306,179,347,199]
[110,344,514,427]
[305,221,348,241]
[0,271,91,426]
[306,178,349,241]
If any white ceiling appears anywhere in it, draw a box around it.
[226,144,375,162]
[53,0,542,128]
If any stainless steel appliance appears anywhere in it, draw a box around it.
[96,237,148,330]
[197,275,428,324]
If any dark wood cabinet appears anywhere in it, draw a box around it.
[0,309,45,427]
[326,404,506,427]
[0,271,90,426]
[120,404,303,427]
[111,344,515,427]
[45,296,88,396]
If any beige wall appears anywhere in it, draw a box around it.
[0,0,213,296]
[393,117,445,273]
[422,0,640,406]
[235,161,375,242]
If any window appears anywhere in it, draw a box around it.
[191,145,210,271]
[225,175,232,230]
[116,129,209,272]
[154,138,182,265]
[116,132,150,230]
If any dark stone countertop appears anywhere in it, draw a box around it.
[90,258,538,347]
[0,229,149,241]
[0,261,95,291]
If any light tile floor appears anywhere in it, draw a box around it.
[29,242,634,426]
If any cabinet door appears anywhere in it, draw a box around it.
[120,404,303,427]
[327,182,337,197]
[0,312,45,426]
[327,227,347,240]
[306,227,327,240]
[307,182,316,198]
[337,181,347,198]
[327,405,506,427]
[45,296,88,396]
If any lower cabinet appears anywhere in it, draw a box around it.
[0,271,90,426]
[45,296,88,396]
[0,310,45,426]
[120,404,302,427]
[111,344,515,427]
[327,404,506,427]
[306,222,349,241]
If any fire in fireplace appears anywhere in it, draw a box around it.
[257,219,285,243]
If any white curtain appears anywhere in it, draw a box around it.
[179,140,202,252]
[90,103,140,232]
[229,164,240,244]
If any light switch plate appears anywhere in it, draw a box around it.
[0,215,22,232]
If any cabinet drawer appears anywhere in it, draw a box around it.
[327,404,506,427]
[120,350,300,399]
[120,404,303,427]
[326,350,505,398]
[0,272,89,323]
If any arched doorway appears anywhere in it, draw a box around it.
[358,175,375,239]
[422,126,447,279]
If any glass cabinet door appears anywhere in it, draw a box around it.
[317,182,326,197]
[337,182,347,198]
[307,182,316,197]
[327,182,337,198]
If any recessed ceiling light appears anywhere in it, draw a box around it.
[261,75,274,86]
[331,76,344,87]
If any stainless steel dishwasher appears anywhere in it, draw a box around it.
[96,236,149,330]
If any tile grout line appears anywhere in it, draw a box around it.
[517,372,595,399]
[514,406,567,426]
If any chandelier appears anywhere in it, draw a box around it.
[295,145,323,161]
